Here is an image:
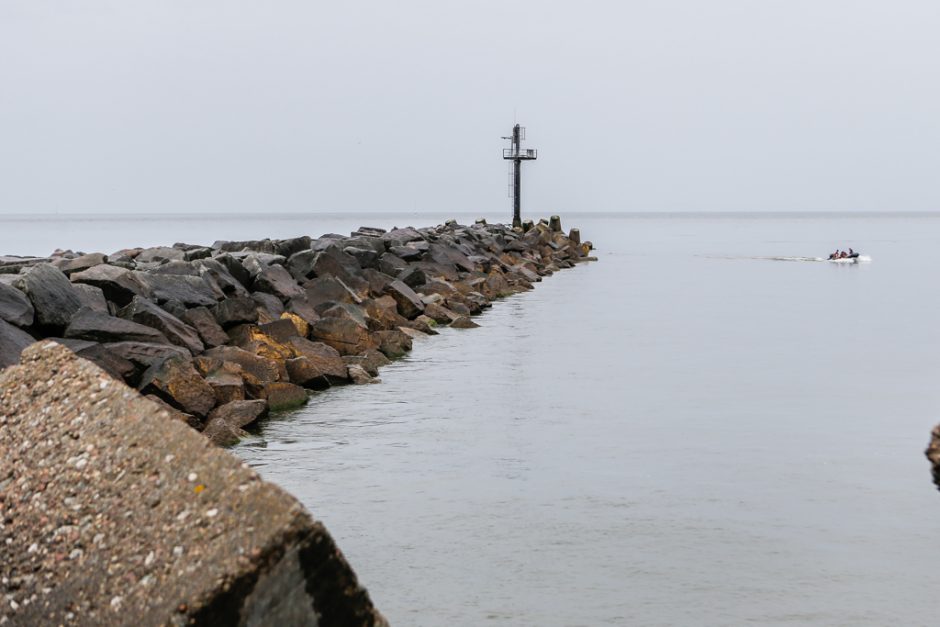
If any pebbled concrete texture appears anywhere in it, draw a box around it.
[0,342,386,627]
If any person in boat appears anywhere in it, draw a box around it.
[829,250,840,260]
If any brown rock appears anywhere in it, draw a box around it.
[286,337,349,381]
[139,355,217,417]
[180,306,230,348]
[450,315,480,329]
[383,279,425,319]
[343,349,391,377]
[261,382,309,411]
[310,317,377,356]
[281,311,310,337]
[347,364,375,385]
[373,328,413,359]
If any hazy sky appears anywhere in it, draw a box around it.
[1,1,938,215]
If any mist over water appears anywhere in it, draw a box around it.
[7,212,940,624]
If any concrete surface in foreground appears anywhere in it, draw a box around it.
[0,341,387,627]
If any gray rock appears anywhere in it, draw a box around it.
[49,337,136,382]
[252,292,286,323]
[104,341,190,376]
[243,255,305,302]
[55,252,109,276]
[136,246,186,263]
[304,276,363,308]
[344,246,380,269]
[377,252,408,276]
[0,319,34,369]
[119,296,204,355]
[382,226,425,247]
[65,308,170,345]
[135,272,220,307]
[0,255,52,274]
[194,257,249,296]
[13,263,84,332]
[71,282,111,313]
[70,264,150,307]
[397,265,427,288]
[0,282,34,327]
[212,295,259,328]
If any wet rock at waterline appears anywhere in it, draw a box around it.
[0,219,593,450]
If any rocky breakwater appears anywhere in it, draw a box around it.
[0,341,387,626]
[0,217,593,446]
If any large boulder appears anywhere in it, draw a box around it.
[71,283,111,314]
[70,264,150,307]
[304,276,363,308]
[49,338,136,382]
[260,382,309,411]
[180,306,230,348]
[139,355,216,417]
[364,296,409,331]
[105,341,190,374]
[0,342,387,626]
[54,252,109,277]
[119,296,205,355]
[135,272,220,307]
[202,346,281,396]
[203,399,269,446]
[373,328,413,359]
[342,348,391,377]
[194,257,250,297]
[0,319,34,369]
[243,255,305,302]
[383,279,425,319]
[13,263,84,332]
[212,295,259,328]
[286,336,349,381]
[0,282,34,328]
[64,308,170,345]
[309,317,376,356]
[136,246,186,263]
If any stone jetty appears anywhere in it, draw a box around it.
[0,217,593,446]
[0,217,592,623]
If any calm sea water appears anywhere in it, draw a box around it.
[5,212,940,625]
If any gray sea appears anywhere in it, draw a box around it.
[4,212,940,626]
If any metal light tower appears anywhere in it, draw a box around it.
[502,124,537,228]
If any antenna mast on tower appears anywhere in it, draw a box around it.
[502,124,538,228]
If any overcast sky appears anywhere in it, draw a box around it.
[1,1,938,215]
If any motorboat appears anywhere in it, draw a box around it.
[827,254,871,264]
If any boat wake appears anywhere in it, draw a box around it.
[704,255,873,264]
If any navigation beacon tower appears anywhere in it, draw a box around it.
[502,124,538,228]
